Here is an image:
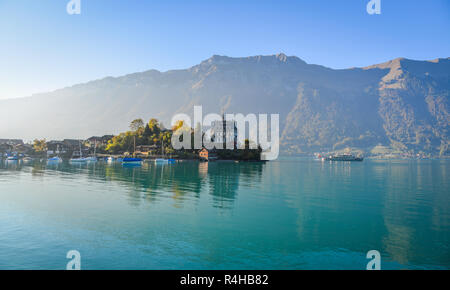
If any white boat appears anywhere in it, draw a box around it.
[324,153,364,162]
[6,156,18,161]
[48,145,63,163]
[70,140,88,162]
[70,157,96,162]
[107,156,115,163]
[85,140,98,162]
[154,140,175,164]
[155,158,175,164]
[70,158,88,163]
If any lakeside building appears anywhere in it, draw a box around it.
[47,141,69,155]
[47,139,84,152]
[199,148,209,160]
[199,148,218,161]
[46,139,87,157]
[0,140,31,155]
[0,139,24,146]
[86,135,114,148]
[62,139,84,151]
[0,143,13,153]
[135,145,158,156]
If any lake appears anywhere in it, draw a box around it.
[0,158,448,269]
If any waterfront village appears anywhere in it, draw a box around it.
[0,118,263,162]
[1,117,439,162]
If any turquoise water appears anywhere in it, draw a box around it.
[0,158,448,270]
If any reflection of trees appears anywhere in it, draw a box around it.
[102,162,206,206]
[89,161,264,209]
[1,161,23,172]
[207,163,240,209]
[206,162,264,209]
[1,160,265,210]
[31,162,47,177]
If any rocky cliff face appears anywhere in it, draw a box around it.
[0,54,448,155]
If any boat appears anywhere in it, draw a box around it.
[85,140,98,162]
[6,156,18,161]
[154,140,175,164]
[122,136,142,165]
[70,157,89,163]
[47,156,63,163]
[323,154,364,162]
[314,153,323,160]
[122,157,143,165]
[155,158,175,164]
[106,156,115,163]
[48,144,64,163]
[23,157,33,162]
[70,140,88,163]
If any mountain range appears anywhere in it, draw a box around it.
[0,53,449,155]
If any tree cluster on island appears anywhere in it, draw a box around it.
[106,118,262,161]
[25,118,262,161]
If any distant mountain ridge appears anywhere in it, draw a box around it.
[1,54,449,155]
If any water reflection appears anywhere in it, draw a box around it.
[380,160,450,267]
[264,158,449,269]
[0,158,448,269]
[0,160,264,209]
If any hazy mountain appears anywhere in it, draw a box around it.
[0,54,448,155]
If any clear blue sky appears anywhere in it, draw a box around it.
[0,0,448,99]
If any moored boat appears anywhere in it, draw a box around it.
[323,154,364,162]
[122,157,143,165]
[154,140,175,164]
[85,140,98,162]
[70,140,89,163]
[48,156,63,163]
[155,158,175,164]
[122,135,142,166]
[6,156,18,161]
[70,157,88,163]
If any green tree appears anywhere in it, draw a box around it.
[33,139,47,154]
[143,123,152,138]
[148,118,161,135]
[130,119,144,132]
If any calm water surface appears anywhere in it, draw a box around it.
[0,158,448,269]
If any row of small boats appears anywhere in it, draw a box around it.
[69,157,176,165]
[3,155,176,166]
